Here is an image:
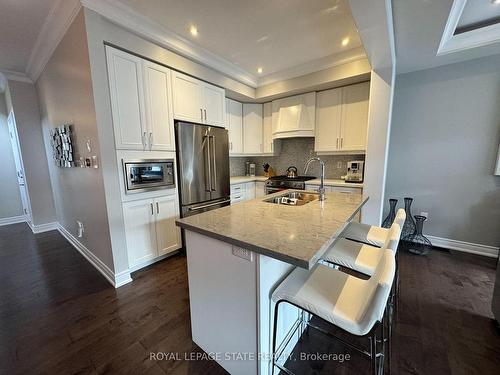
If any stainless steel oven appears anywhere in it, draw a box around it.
[123,159,175,194]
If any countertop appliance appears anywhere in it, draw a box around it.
[286,166,298,178]
[265,175,316,194]
[175,121,230,217]
[346,160,365,183]
[123,159,175,194]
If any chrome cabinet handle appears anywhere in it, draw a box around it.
[156,202,159,214]
[150,203,154,216]
[230,141,233,151]
[204,109,207,122]
[200,108,203,121]
[149,132,153,150]
[336,138,339,149]
[143,132,147,149]
[341,138,343,148]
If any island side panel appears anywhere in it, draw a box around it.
[185,230,259,375]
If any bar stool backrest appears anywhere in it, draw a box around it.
[395,208,406,228]
[382,223,402,253]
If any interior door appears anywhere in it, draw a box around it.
[340,82,370,151]
[203,84,225,127]
[171,71,203,123]
[143,61,175,151]
[155,195,182,256]
[176,122,212,206]
[208,126,230,201]
[123,199,157,268]
[315,88,342,152]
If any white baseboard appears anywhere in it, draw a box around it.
[427,235,499,258]
[128,249,181,273]
[0,215,26,227]
[31,221,58,233]
[57,224,132,288]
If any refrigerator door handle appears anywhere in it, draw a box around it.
[204,135,211,192]
[188,199,231,211]
[210,135,217,191]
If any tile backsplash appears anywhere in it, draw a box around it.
[230,138,365,179]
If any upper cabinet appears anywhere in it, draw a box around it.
[272,92,316,139]
[314,82,370,153]
[172,71,226,127]
[106,46,174,151]
[262,102,273,154]
[226,98,243,154]
[243,103,263,154]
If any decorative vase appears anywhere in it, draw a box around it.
[382,199,398,228]
[406,215,432,255]
[401,197,416,240]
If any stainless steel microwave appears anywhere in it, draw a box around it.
[123,159,175,194]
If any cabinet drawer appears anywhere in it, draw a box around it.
[329,186,362,194]
[231,193,245,204]
[230,183,245,195]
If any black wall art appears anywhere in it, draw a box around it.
[50,124,75,168]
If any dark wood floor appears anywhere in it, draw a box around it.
[1,223,499,374]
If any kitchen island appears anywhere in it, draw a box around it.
[176,190,368,375]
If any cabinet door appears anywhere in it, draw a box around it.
[155,195,182,256]
[262,102,273,153]
[171,71,204,123]
[123,199,157,268]
[227,99,243,154]
[315,88,342,152]
[203,84,226,127]
[340,82,369,151]
[243,104,263,154]
[245,182,256,200]
[143,61,175,151]
[255,182,266,198]
[106,46,147,150]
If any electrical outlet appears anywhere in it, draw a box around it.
[77,221,85,238]
[420,212,429,219]
[232,246,253,262]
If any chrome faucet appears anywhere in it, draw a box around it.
[304,157,326,201]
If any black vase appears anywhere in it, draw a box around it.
[401,197,416,240]
[382,199,398,228]
[406,215,432,255]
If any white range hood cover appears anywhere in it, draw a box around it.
[272,92,316,139]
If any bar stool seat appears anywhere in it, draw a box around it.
[343,208,406,247]
[322,223,401,277]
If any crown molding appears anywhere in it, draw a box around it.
[438,0,500,56]
[25,0,82,82]
[81,0,259,87]
[0,69,33,83]
[257,47,368,86]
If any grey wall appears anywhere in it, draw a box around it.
[0,93,23,219]
[36,11,115,271]
[230,138,365,178]
[386,54,500,247]
[4,81,56,226]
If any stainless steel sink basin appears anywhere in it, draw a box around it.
[264,191,320,206]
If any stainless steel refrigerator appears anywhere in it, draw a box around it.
[175,121,230,217]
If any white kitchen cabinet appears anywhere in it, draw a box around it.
[340,82,370,151]
[230,183,246,204]
[255,181,266,198]
[245,182,256,200]
[123,194,182,269]
[123,199,158,268]
[155,194,182,256]
[106,47,147,150]
[243,103,263,154]
[226,98,244,154]
[329,186,362,195]
[315,88,342,152]
[262,102,273,154]
[143,61,175,151]
[171,70,225,127]
[314,82,369,153]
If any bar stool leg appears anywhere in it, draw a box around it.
[271,301,280,375]
[370,331,378,375]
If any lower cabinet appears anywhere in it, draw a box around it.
[255,181,266,198]
[122,194,182,269]
[245,182,256,200]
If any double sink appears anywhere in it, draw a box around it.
[264,191,319,206]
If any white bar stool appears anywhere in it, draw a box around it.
[343,209,406,247]
[271,250,396,375]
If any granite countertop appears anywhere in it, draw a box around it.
[306,179,364,188]
[176,190,368,269]
[230,176,269,184]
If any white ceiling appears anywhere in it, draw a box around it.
[392,0,500,74]
[116,0,364,81]
[0,0,57,74]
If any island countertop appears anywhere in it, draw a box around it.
[176,190,368,269]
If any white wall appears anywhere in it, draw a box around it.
[386,54,500,247]
[4,81,56,226]
[36,11,115,271]
[0,93,23,220]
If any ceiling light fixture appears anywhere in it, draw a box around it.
[257,67,263,74]
[341,37,350,46]
[491,0,500,4]
[189,25,198,36]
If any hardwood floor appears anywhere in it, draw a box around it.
[1,223,499,374]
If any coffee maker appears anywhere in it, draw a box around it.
[346,161,364,183]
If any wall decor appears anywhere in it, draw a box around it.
[49,124,75,168]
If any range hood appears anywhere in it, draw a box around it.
[272,92,316,139]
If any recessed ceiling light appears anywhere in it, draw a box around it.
[189,25,198,36]
[341,37,350,47]
[257,67,263,74]
[491,0,500,4]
